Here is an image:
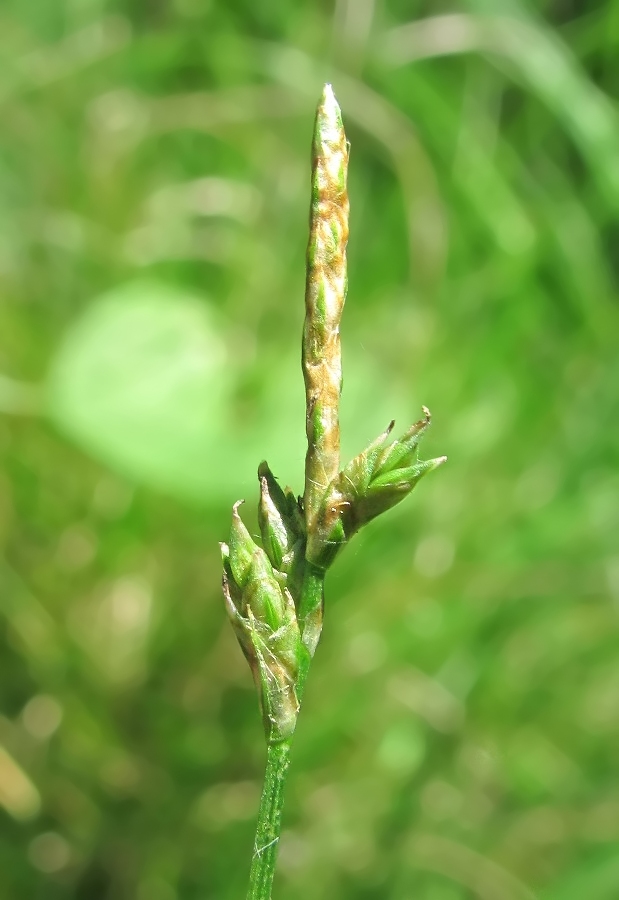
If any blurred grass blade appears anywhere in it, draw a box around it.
[0,744,40,820]
[379,8,619,206]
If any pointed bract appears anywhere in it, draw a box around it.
[228,500,255,588]
[258,461,304,571]
[374,407,431,475]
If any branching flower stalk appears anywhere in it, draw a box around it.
[221,84,446,900]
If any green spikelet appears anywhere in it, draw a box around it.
[306,410,447,570]
[222,503,309,743]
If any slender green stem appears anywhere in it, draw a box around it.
[246,740,292,900]
[245,563,324,899]
[298,563,325,660]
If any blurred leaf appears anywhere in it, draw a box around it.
[46,280,231,503]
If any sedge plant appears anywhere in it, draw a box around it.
[220,84,446,900]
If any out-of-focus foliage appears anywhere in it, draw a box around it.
[1,0,619,897]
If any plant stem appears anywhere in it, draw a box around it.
[233,83,443,900]
[232,82,443,900]
[298,563,325,659]
[246,90,345,898]
[246,740,292,900]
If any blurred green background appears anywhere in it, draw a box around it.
[1,0,619,898]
